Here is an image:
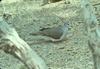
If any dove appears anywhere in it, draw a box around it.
[30,22,69,42]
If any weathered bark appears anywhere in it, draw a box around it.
[0,17,48,69]
[80,0,100,69]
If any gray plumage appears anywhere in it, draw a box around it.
[30,22,69,42]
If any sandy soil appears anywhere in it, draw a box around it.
[0,0,100,69]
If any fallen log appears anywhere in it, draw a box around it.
[80,0,100,69]
[0,17,48,69]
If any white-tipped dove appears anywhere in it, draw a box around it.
[30,22,69,42]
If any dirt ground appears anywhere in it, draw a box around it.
[0,0,100,69]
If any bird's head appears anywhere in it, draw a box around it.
[64,21,69,27]
[63,21,71,30]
